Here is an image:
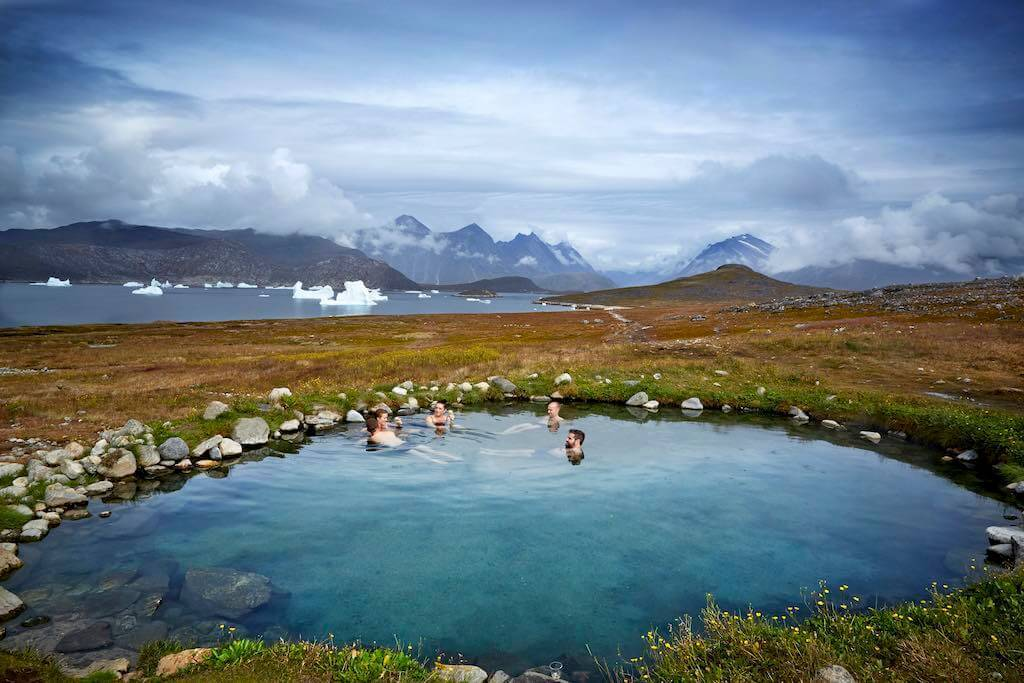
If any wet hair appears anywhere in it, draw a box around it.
[434,399,448,410]
[374,407,389,419]
[568,428,585,444]
[365,415,379,434]
[547,399,561,409]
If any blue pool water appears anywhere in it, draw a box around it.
[2,406,1017,672]
[0,283,557,327]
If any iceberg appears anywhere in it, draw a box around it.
[292,281,335,300]
[162,280,171,288]
[237,282,257,288]
[203,283,213,288]
[31,277,71,287]
[258,294,270,298]
[430,289,440,294]
[417,292,431,298]
[215,281,235,288]
[123,281,144,288]
[319,280,389,306]
[173,284,189,289]
[132,284,164,296]
[404,290,421,294]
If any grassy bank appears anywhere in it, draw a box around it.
[2,566,1023,681]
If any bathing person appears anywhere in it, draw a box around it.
[565,428,585,465]
[367,412,403,446]
[376,407,402,430]
[547,400,565,431]
[426,399,454,428]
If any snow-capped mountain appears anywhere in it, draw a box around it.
[350,215,614,291]
[675,234,775,278]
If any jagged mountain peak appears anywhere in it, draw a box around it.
[393,215,431,236]
[676,233,775,277]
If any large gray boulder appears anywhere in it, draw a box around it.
[219,438,243,457]
[158,437,190,461]
[136,444,161,467]
[43,448,75,466]
[203,401,230,420]
[26,460,51,483]
[44,483,88,508]
[0,586,25,621]
[97,448,137,479]
[681,397,703,410]
[191,434,223,457]
[59,458,84,480]
[987,526,1024,546]
[625,391,649,406]
[232,418,270,447]
[488,376,518,393]
[0,463,24,479]
[181,567,272,618]
[345,409,364,423]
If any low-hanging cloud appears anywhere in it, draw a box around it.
[682,155,858,208]
[767,193,1024,275]
[0,144,369,235]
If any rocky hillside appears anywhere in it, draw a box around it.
[0,220,417,289]
[350,215,613,290]
[542,264,825,306]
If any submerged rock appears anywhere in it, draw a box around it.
[55,621,113,652]
[181,567,272,619]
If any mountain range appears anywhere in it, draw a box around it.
[0,220,418,289]
[349,215,614,291]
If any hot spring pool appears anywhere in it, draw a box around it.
[2,405,1018,672]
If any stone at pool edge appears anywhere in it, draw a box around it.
[0,587,24,622]
[0,550,22,580]
[156,648,214,677]
[681,397,703,410]
[625,391,649,407]
[159,436,190,461]
[345,409,364,423]
[436,664,488,683]
[232,417,270,447]
[96,448,137,479]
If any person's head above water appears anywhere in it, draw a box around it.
[365,414,380,434]
[546,400,561,418]
[433,400,447,416]
[565,429,585,449]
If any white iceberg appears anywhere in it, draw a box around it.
[237,282,257,288]
[132,284,164,296]
[264,285,293,290]
[430,289,440,294]
[465,297,480,302]
[258,294,270,298]
[123,281,144,288]
[31,277,71,287]
[203,283,213,288]
[173,284,189,289]
[417,292,431,298]
[162,280,171,288]
[319,280,388,307]
[292,281,335,300]
[405,290,421,294]
[215,281,235,288]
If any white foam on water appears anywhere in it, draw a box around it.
[31,277,71,287]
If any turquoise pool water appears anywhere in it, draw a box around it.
[2,406,1018,672]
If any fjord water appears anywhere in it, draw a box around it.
[4,407,1016,671]
[0,283,554,327]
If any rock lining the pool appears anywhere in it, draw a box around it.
[0,375,1019,672]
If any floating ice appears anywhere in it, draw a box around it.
[162,280,171,288]
[203,283,213,288]
[31,277,71,287]
[123,281,144,288]
[430,289,440,294]
[132,285,164,296]
[418,292,432,299]
[237,282,257,288]
[173,284,189,289]
[319,280,388,306]
[214,281,234,288]
[292,281,335,300]
[404,290,421,294]
[258,294,270,298]
[465,297,480,302]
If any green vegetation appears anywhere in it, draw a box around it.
[137,639,189,677]
[0,504,33,529]
[630,566,1024,682]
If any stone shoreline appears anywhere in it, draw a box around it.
[1,371,1022,678]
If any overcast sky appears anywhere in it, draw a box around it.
[2,0,1022,272]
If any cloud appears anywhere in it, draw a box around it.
[767,193,1024,275]
[681,155,858,208]
[515,255,538,267]
[0,144,369,235]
